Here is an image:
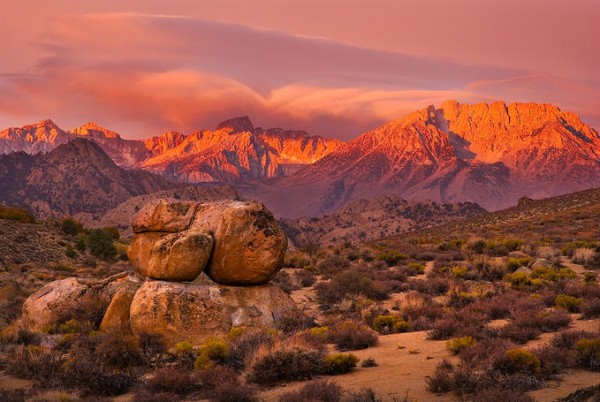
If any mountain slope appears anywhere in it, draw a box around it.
[0,139,174,218]
[280,194,485,245]
[251,101,600,217]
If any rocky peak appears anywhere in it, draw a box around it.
[70,122,121,139]
[216,116,255,134]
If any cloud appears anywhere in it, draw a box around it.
[0,13,598,139]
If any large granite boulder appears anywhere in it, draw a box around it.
[22,273,142,332]
[129,280,294,346]
[128,200,287,285]
[191,201,288,285]
[128,231,213,281]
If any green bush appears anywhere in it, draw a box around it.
[504,272,532,288]
[451,266,468,278]
[372,315,410,334]
[194,338,229,370]
[377,251,407,266]
[87,229,117,259]
[531,267,576,282]
[554,295,583,313]
[322,353,358,374]
[502,348,541,373]
[505,257,533,272]
[61,218,82,235]
[446,336,478,355]
[65,245,77,258]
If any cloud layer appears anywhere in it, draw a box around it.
[0,13,598,139]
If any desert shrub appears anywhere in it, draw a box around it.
[322,353,358,375]
[96,332,146,369]
[246,338,325,384]
[61,218,82,235]
[372,315,410,334]
[584,272,597,283]
[505,257,533,272]
[315,268,388,308]
[554,294,583,312]
[468,240,486,254]
[196,365,258,402]
[87,228,117,259]
[53,291,110,331]
[551,330,596,349]
[272,270,294,294]
[575,338,600,370]
[501,308,571,344]
[329,320,378,350]
[0,205,36,223]
[404,277,450,295]
[472,388,535,402]
[451,266,468,278]
[194,338,229,370]
[276,307,315,334]
[377,251,407,266]
[138,331,167,358]
[361,357,377,367]
[143,366,201,395]
[504,272,532,288]
[585,252,600,270]
[0,325,41,346]
[496,348,540,373]
[75,237,87,252]
[407,262,425,275]
[532,345,575,376]
[279,380,342,402]
[446,336,477,355]
[295,268,317,287]
[7,345,60,380]
[426,359,454,393]
[226,327,275,370]
[458,338,514,366]
[402,300,445,330]
[65,245,77,258]
[102,226,120,240]
[317,256,350,278]
[532,266,577,282]
[582,298,600,318]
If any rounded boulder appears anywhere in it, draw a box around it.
[191,201,288,285]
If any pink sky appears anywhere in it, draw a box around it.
[0,0,598,140]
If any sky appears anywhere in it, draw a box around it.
[0,0,598,140]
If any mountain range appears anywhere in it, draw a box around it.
[1,101,599,219]
[251,101,600,217]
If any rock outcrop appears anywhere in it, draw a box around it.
[129,280,294,345]
[21,273,142,332]
[21,200,293,346]
[128,199,287,285]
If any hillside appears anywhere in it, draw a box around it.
[280,194,485,245]
[0,139,174,219]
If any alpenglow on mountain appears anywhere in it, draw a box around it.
[0,116,342,184]
[252,101,600,217]
[1,101,599,218]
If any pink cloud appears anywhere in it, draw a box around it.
[0,12,598,140]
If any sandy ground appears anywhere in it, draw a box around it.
[258,331,457,402]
